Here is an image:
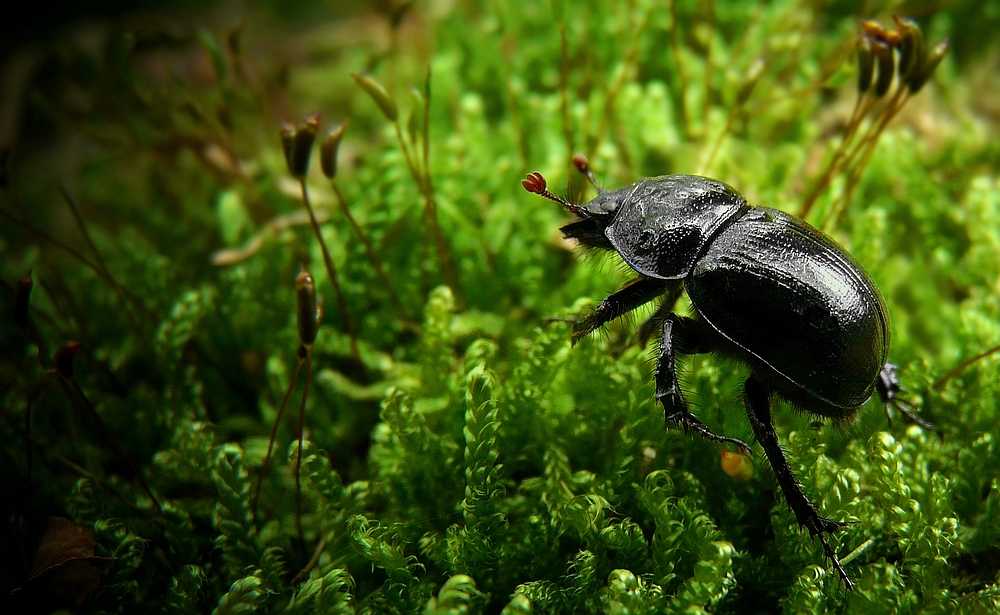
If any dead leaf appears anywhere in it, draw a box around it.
[10,517,115,613]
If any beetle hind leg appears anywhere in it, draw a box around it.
[656,314,751,455]
[877,362,937,432]
[633,284,685,349]
[743,375,854,590]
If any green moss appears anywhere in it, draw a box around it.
[2,1,1000,613]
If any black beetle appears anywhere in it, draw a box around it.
[523,159,932,590]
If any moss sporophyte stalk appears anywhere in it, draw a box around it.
[2,4,999,614]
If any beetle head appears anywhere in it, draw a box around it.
[555,185,635,250]
[522,165,619,251]
[605,175,750,279]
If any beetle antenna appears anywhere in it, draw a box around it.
[572,153,601,192]
[522,171,584,216]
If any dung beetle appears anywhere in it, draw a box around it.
[523,158,933,590]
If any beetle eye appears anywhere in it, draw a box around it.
[594,196,620,215]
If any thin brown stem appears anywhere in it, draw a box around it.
[330,181,407,320]
[298,179,363,371]
[62,376,162,512]
[799,110,860,221]
[252,353,304,522]
[932,343,1000,391]
[589,3,652,159]
[844,88,909,169]
[393,121,423,191]
[60,187,112,284]
[422,66,432,184]
[800,89,878,221]
[0,206,156,326]
[291,533,328,585]
[824,89,910,228]
[803,74,912,224]
[844,92,878,145]
[422,193,464,307]
[559,22,574,156]
[294,346,313,545]
[703,0,715,130]
[24,431,165,530]
[60,187,151,331]
[700,104,737,175]
[391,99,464,307]
[668,0,693,139]
[1,210,101,288]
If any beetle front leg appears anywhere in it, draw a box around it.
[743,375,854,590]
[656,314,751,455]
[571,278,672,344]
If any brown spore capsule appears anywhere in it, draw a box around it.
[55,341,84,380]
[289,115,320,179]
[907,39,949,94]
[280,123,296,175]
[871,38,895,97]
[856,35,874,94]
[893,17,924,81]
[320,121,349,180]
[295,266,319,347]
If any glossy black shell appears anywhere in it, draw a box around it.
[603,176,748,279]
[602,174,890,411]
[687,207,889,411]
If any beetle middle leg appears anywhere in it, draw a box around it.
[634,283,685,349]
[656,314,751,455]
[743,375,854,590]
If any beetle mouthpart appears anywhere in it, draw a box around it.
[522,171,584,216]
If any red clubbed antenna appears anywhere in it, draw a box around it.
[522,171,584,216]
[571,153,601,192]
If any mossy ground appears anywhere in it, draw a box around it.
[2,1,1000,613]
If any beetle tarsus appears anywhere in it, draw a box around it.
[817,532,855,591]
[665,410,753,456]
